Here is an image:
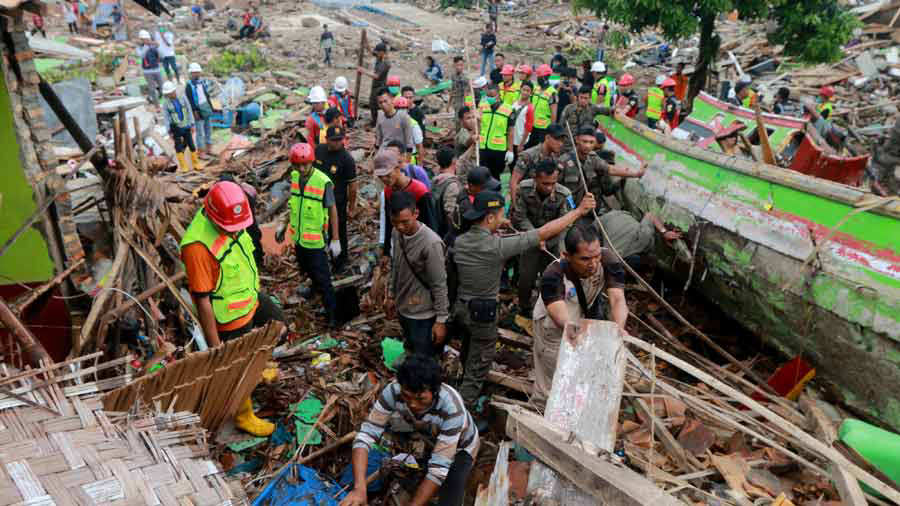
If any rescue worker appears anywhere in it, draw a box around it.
[498,64,520,105]
[660,77,681,132]
[305,85,329,147]
[870,115,900,196]
[558,126,614,211]
[817,86,835,121]
[136,30,163,106]
[510,124,565,205]
[599,209,682,267]
[358,42,390,127]
[734,80,757,109]
[645,75,665,129]
[276,143,340,327]
[590,61,616,108]
[527,64,558,149]
[615,73,640,118]
[803,101,848,152]
[162,80,200,172]
[386,192,450,357]
[341,354,478,506]
[477,83,515,180]
[515,64,532,84]
[453,189,597,409]
[510,160,575,334]
[453,165,501,237]
[394,95,425,166]
[670,60,688,102]
[387,75,402,96]
[558,85,612,152]
[432,147,465,239]
[314,126,357,272]
[180,181,284,436]
[464,76,489,110]
[328,76,356,127]
[530,225,627,404]
[185,62,214,160]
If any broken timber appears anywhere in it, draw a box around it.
[503,406,684,506]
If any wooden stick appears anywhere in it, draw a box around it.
[353,29,367,121]
[753,101,775,164]
[76,241,130,355]
[0,196,56,261]
[297,431,357,465]
[0,298,54,367]
[12,258,85,314]
[626,383,703,473]
[463,38,480,166]
[103,271,186,321]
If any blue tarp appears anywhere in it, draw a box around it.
[252,464,345,506]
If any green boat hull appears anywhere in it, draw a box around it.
[598,115,900,430]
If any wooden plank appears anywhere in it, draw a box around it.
[487,371,530,394]
[498,328,533,349]
[798,394,866,506]
[504,407,685,506]
[626,384,703,473]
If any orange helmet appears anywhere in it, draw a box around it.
[500,64,515,76]
[393,96,409,109]
[661,77,677,89]
[516,64,532,76]
[819,86,834,98]
[536,64,553,77]
[618,73,635,87]
[204,181,252,232]
[289,143,315,164]
[386,75,401,87]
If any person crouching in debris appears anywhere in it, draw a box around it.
[180,181,285,436]
[276,144,340,327]
[341,354,478,506]
[385,192,450,357]
[530,225,626,405]
[162,80,202,172]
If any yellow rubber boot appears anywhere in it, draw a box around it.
[190,150,204,170]
[234,397,275,436]
[175,152,188,172]
[515,314,534,337]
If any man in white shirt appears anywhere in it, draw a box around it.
[155,26,180,83]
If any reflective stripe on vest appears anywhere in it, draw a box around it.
[180,210,259,325]
[500,81,520,105]
[164,96,192,129]
[531,86,556,129]
[311,112,327,143]
[289,168,332,249]
[478,101,513,151]
[646,87,663,120]
[742,90,757,109]
[818,101,833,117]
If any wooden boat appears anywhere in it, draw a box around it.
[675,92,869,186]
[597,112,900,431]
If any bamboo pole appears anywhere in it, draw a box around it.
[463,38,480,166]
[353,29,367,121]
[0,298,53,367]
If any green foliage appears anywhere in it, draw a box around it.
[41,66,97,84]
[768,0,860,63]
[207,47,268,77]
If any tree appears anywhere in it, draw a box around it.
[574,0,768,105]
[769,0,860,63]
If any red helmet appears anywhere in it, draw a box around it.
[661,77,677,89]
[618,73,635,86]
[516,64,532,75]
[386,75,401,87]
[393,96,409,109]
[536,64,553,77]
[500,64,515,76]
[290,143,314,164]
[204,181,252,232]
[819,86,834,98]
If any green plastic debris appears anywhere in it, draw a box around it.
[254,92,280,104]
[34,58,66,73]
[227,436,267,452]
[291,396,323,423]
[416,80,451,96]
[295,421,323,445]
[273,70,301,81]
[381,338,405,371]
[294,87,309,96]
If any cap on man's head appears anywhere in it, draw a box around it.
[463,191,505,221]
[467,165,493,186]
[545,123,566,140]
[374,42,388,53]
[326,126,345,140]
[374,150,399,177]
[576,126,595,137]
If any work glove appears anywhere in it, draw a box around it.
[504,150,514,166]
[329,240,342,257]
[275,224,286,243]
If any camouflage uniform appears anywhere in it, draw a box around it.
[872,117,900,195]
[558,103,611,151]
[558,150,616,211]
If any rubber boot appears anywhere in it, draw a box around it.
[175,151,188,172]
[190,150,204,170]
[234,397,274,436]
[514,314,534,337]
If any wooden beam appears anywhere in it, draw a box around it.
[353,29,366,121]
[798,394,866,506]
[0,298,53,367]
[504,407,685,506]
[626,383,704,473]
[487,370,531,394]
[498,328,533,349]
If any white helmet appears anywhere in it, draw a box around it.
[162,80,178,95]
[655,75,666,86]
[333,76,349,93]
[188,62,202,73]
[472,76,488,88]
[591,61,606,73]
[139,29,151,40]
[308,85,327,103]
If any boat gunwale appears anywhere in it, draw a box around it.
[600,114,900,220]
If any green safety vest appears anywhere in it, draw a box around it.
[817,101,833,118]
[478,101,513,151]
[499,80,520,105]
[163,95,192,129]
[741,90,757,109]
[592,77,616,108]
[531,85,557,130]
[290,168,332,249]
[646,87,663,120]
[180,210,259,325]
